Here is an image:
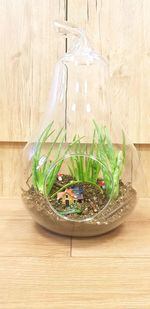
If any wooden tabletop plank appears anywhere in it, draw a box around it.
[0,198,150,258]
[0,198,31,219]
[0,220,71,257]
[0,198,150,308]
[0,199,71,257]
[0,257,150,309]
[72,198,150,257]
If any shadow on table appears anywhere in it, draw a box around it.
[33,220,124,243]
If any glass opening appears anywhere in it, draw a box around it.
[44,154,114,222]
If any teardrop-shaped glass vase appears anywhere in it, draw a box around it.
[21,21,141,237]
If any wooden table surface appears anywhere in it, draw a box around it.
[0,197,150,309]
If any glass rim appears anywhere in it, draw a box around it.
[44,153,114,223]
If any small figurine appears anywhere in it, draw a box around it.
[98,180,105,190]
[57,188,77,206]
[57,172,63,181]
[71,185,84,202]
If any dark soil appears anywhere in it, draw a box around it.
[21,175,137,237]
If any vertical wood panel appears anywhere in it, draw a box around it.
[0,142,25,196]
[67,0,150,143]
[137,144,150,196]
[0,0,66,141]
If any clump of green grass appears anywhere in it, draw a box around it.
[32,122,81,196]
[32,121,66,195]
[94,122,126,199]
[49,133,103,200]
[31,121,126,201]
[68,132,101,184]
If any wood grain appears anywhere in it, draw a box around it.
[72,198,150,257]
[0,198,71,257]
[0,0,66,141]
[0,257,150,308]
[0,142,25,196]
[0,0,150,196]
[137,144,150,196]
[67,0,150,143]
[0,198,150,308]
[0,0,150,143]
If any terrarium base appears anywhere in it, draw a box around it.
[22,182,137,237]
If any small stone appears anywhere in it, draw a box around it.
[83,207,89,215]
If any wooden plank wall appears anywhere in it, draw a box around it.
[0,0,149,197]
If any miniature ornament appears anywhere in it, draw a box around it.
[98,180,106,190]
[71,186,84,202]
[57,172,63,181]
[21,21,145,237]
[57,188,77,206]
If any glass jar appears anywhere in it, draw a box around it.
[21,21,140,237]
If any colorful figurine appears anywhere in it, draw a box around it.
[98,180,105,190]
[57,188,77,206]
[57,172,63,181]
[71,185,84,202]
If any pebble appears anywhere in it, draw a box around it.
[83,207,89,215]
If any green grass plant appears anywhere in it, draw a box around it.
[32,122,81,195]
[94,122,126,199]
[68,131,101,183]
[31,121,126,201]
[32,121,66,194]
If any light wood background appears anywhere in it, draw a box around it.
[0,0,150,197]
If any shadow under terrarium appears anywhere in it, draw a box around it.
[21,121,137,237]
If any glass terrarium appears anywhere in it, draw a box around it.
[21,21,139,237]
